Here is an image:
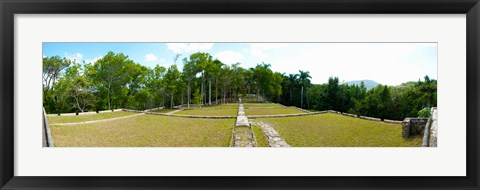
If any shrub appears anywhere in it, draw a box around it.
[418,107,431,118]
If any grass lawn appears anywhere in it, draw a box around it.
[252,125,269,147]
[243,103,284,109]
[50,114,235,147]
[174,108,238,116]
[203,104,239,109]
[47,111,136,124]
[257,113,422,147]
[245,107,304,116]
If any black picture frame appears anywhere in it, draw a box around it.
[1,0,479,189]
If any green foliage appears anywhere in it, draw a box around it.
[281,75,436,120]
[43,51,436,121]
[418,107,431,118]
[192,88,202,106]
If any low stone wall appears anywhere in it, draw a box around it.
[143,107,163,112]
[325,110,403,124]
[47,109,123,116]
[402,118,429,139]
[249,111,327,118]
[142,110,236,119]
[422,107,438,147]
[42,107,54,147]
[289,106,310,113]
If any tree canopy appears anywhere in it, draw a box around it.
[43,51,437,121]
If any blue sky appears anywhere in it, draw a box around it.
[43,42,437,86]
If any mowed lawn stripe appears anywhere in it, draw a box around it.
[47,111,136,124]
[50,114,235,147]
[245,107,304,116]
[257,113,422,147]
[243,103,283,109]
[174,108,238,116]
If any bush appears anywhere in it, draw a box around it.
[417,107,431,118]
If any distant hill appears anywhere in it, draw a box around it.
[344,80,380,90]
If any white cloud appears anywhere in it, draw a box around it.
[64,52,83,62]
[145,53,158,62]
[249,43,288,60]
[166,43,214,54]
[214,51,244,65]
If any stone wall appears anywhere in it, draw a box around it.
[422,107,438,147]
[402,118,429,139]
[325,110,403,124]
[42,107,54,147]
[428,107,438,147]
[47,109,123,116]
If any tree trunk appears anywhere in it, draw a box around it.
[107,82,111,110]
[74,96,84,112]
[171,92,174,109]
[248,87,250,103]
[301,86,304,108]
[215,78,218,105]
[187,80,191,108]
[223,85,226,104]
[201,73,204,105]
[209,79,212,106]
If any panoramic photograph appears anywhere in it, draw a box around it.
[42,43,438,147]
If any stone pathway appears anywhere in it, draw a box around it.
[233,126,255,147]
[49,113,144,126]
[233,100,256,147]
[251,121,290,147]
[235,104,249,127]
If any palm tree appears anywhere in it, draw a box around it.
[298,70,312,109]
[287,74,298,104]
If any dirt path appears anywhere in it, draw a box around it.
[49,113,144,126]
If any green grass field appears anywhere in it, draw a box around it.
[252,125,269,147]
[50,114,235,147]
[203,104,239,109]
[256,113,422,147]
[243,103,284,109]
[47,111,136,124]
[174,108,238,116]
[245,107,304,116]
[47,104,421,147]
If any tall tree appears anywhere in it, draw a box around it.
[164,64,181,108]
[87,51,133,110]
[298,70,312,108]
[61,63,93,112]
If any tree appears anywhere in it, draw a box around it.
[87,51,134,110]
[287,74,298,104]
[146,65,167,108]
[42,56,73,113]
[211,59,224,104]
[61,63,93,112]
[298,70,312,108]
[164,64,181,109]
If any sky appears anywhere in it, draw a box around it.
[43,42,437,86]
